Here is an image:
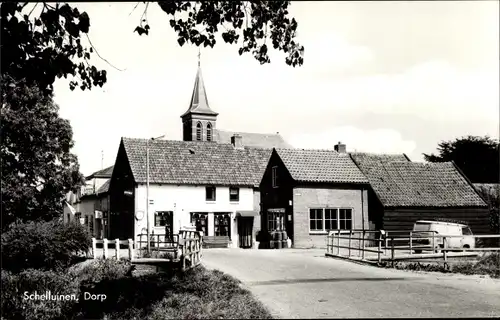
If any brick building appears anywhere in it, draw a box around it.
[260,144,370,248]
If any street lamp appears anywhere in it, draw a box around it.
[146,135,165,254]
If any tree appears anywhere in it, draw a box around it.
[1,2,107,96]
[423,136,500,183]
[1,1,304,96]
[1,78,84,229]
[0,1,303,227]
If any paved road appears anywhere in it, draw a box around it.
[202,248,500,318]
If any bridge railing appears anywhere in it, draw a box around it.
[326,230,500,265]
[91,229,203,271]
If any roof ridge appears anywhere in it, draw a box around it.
[276,147,339,153]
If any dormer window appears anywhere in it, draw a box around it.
[206,122,212,141]
[196,122,202,141]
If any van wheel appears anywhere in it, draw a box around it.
[462,244,470,252]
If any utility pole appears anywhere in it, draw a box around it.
[146,135,165,254]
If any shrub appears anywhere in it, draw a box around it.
[1,219,91,272]
[71,259,134,284]
[1,269,78,320]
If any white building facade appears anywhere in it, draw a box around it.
[134,184,258,248]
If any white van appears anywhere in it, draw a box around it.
[412,220,475,253]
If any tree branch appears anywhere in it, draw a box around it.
[27,2,39,18]
[85,34,126,71]
[128,2,141,16]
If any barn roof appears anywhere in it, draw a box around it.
[274,148,369,184]
[97,179,111,194]
[121,138,271,187]
[86,165,114,180]
[216,130,292,149]
[350,153,487,207]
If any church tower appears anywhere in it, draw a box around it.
[181,52,218,142]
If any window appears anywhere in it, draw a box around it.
[272,166,278,188]
[214,213,231,237]
[206,186,216,201]
[155,211,174,239]
[75,212,82,222]
[196,122,202,141]
[324,209,337,230]
[155,211,173,227]
[309,208,353,232]
[229,187,239,202]
[191,212,208,235]
[339,209,352,230]
[206,122,212,141]
[267,210,285,232]
[462,226,472,235]
[309,209,323,231]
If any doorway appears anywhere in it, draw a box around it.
[238,217,254,248]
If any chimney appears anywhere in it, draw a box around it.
[231,134,243,149]
[334,141,346,153]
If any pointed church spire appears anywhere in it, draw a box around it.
[181,49,218,118]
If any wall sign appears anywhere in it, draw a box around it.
[94,210,103,219]
[268,208,285,213]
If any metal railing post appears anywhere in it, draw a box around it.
[378,233,382,264]
[391,236,395,267]
[361,230,366,260]
[357,231,361,257]
[432,232,435,253]
[443,237,448,262]
[409,232,413,255]
[337,230,340,255]
[348,230,352,257]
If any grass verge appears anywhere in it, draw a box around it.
[379,252,500,278]
[2,259,272,320]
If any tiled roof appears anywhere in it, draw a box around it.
[97,179,110,194]
[275,148,369,184]
[216,130,293,149]
[350,153,486,207]
[87,165,114,179]
[121,138,271,187]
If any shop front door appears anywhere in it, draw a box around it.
[238,217,253,248]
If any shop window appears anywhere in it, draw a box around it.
[214,213,231,237]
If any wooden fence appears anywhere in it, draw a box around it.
[326,229,500,265]
[91,229,203,271]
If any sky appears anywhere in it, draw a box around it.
[50,1,499,176]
